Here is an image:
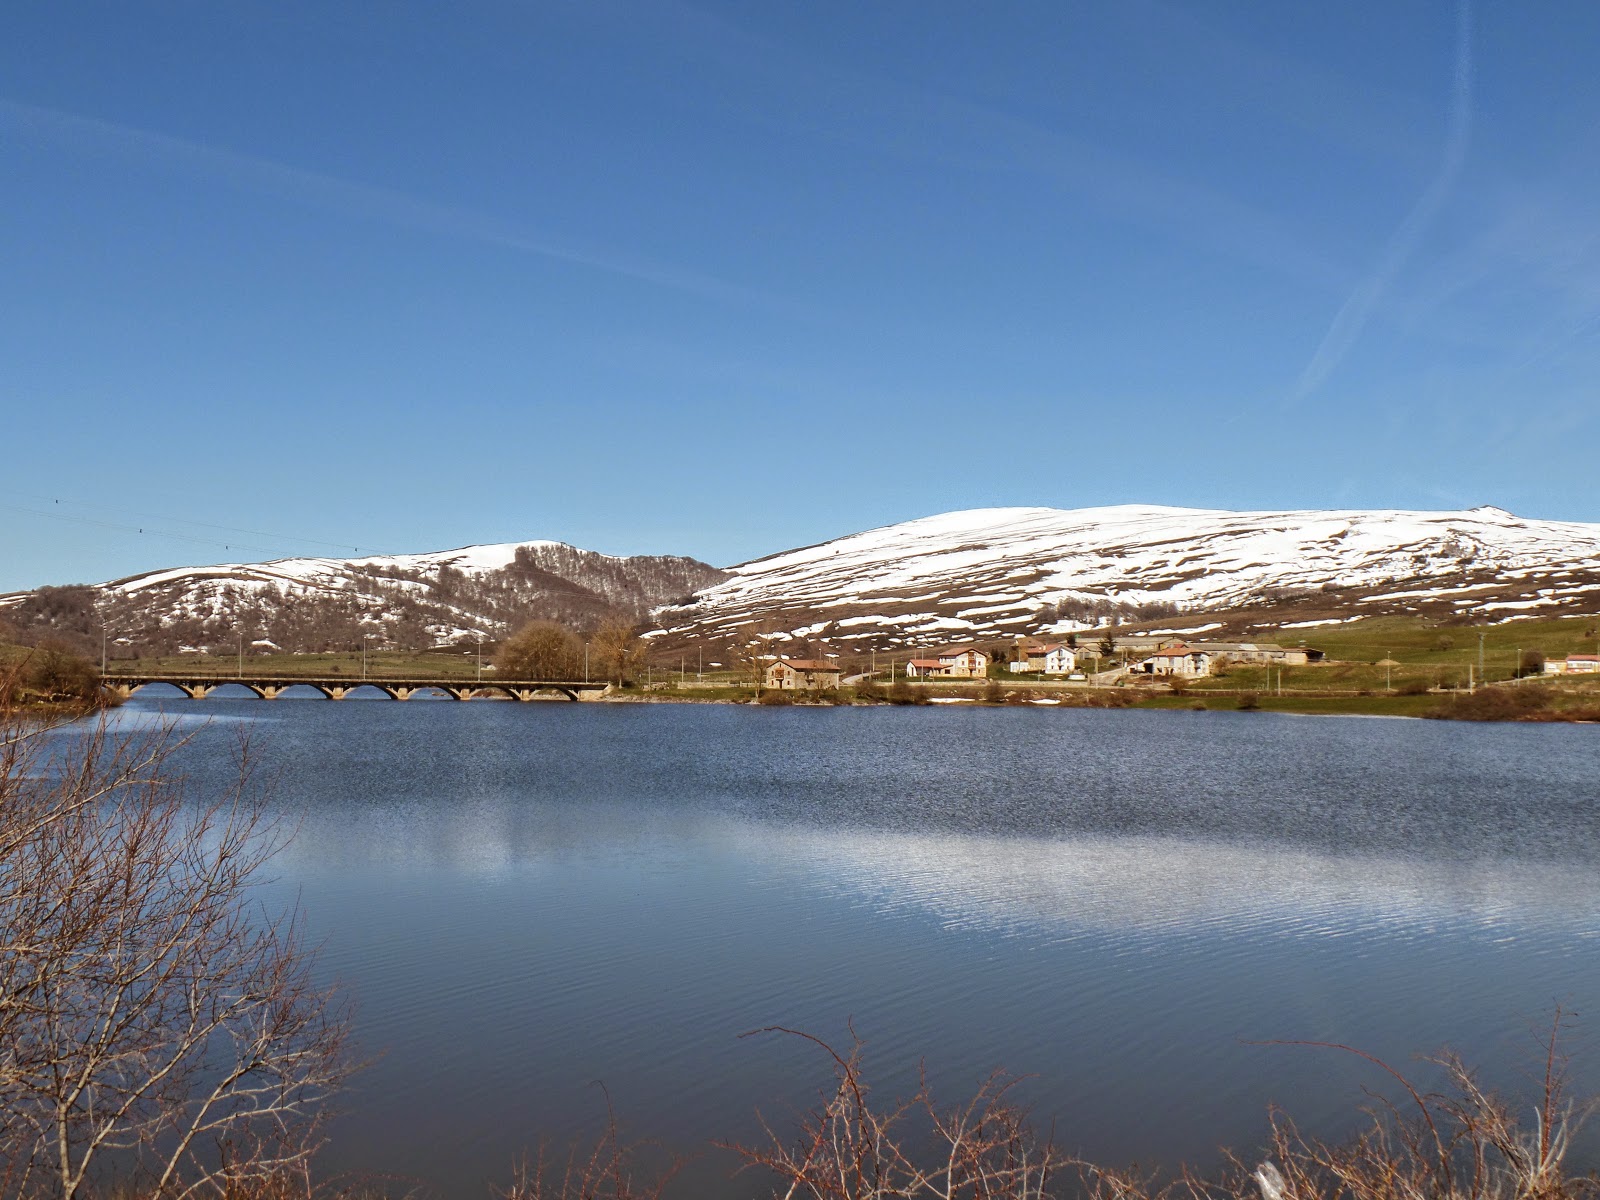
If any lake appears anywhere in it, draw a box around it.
[118,693,1600,1196]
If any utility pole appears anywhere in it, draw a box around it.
[1385,652,1391,694]
[476,637,483,682]
[361,635,367,682]
[238,630,244,677]
[584,642,589,683]
[1479,631,1486,683]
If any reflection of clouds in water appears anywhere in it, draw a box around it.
[97,706,268,732]
[273,790,1600,944]
[278,795,715,878]
[738,825,1600,944]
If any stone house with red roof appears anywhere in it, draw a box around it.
[765,658,843,690]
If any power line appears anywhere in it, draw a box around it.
[4,489,361,556]
[3,491,366,560]
[6,503,306,561]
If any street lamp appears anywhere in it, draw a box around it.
[584,642,589,683]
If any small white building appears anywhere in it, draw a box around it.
[1567,654,1600,674]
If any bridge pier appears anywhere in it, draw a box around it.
[257,684,288,700]
[180,683,216,700]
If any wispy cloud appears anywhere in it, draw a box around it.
[0,97,761,304]
[1286,2,1474,404]
[622,0,1349,292]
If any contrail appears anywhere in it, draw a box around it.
[1288,1,1473,404]
[0,98,760,304]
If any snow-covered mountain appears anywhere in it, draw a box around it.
[0,541,724,656]
[654,504,1600,647]
[8,503,1600,658]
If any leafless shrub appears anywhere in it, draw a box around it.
[0,701,354,1199]
[723,1026,1067,1199]
[1237,1013,1598,1200]
[499,1097,684,1200]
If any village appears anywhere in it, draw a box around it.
[759,636,1327,691]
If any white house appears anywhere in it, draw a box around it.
[1140,643,1212,677]
[1567,654,1600,674]
[936,647,989,678]
[1042,645,1077,675]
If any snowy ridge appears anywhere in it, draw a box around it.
[657,504,1600,645]
[107,539,573,598]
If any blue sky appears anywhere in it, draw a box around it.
[5,1,1600,591]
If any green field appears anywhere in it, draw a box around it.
[1255,613,1600,676]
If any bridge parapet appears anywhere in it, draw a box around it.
[101,675,613,703]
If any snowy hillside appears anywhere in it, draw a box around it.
[1,541,724,657]
[654,504,1600,647]
[8,503,1600,658]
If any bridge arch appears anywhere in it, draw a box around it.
[206,682,267,700]
[277,683,333,700]
[458,684,518,701]
[121,681,187,699]
[517,685,581,702]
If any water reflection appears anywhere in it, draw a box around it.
[738,824,1600,942]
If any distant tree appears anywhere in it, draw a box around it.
[494,621,583,680]
[24,640,99,703]
[731,622,782,696]
[1099,634,1116,657]
[1065,632,1078,649]
[592,619,645,685]
[1519,649,1545,679]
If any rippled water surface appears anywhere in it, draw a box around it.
[122,694,1600,1195]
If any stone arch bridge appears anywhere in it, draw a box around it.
[102,674,613,703]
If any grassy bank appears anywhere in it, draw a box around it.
[1135,691,1441,717]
